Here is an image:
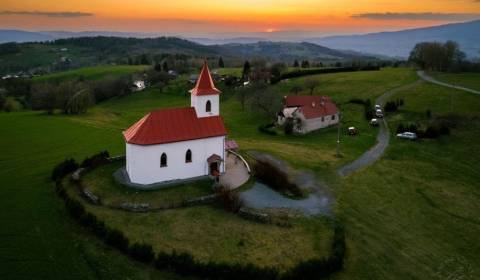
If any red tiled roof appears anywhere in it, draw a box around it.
[285,95,338,120]
[123,107,227,145]
[189,61,221,96]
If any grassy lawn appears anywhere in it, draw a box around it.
[33,65,149,82]
[429,71,480,91]
[82,161,213,208]
[336,81,480,279]
[3,66,478,279]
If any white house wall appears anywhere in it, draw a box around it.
[126,136,225,185]
[296,113,339,134]
[191,94,219,117]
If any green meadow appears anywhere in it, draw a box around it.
[1,66,479,279]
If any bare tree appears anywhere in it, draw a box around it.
[305,78,320,95]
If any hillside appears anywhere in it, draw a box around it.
[309,20,480,58]
[0,37,373,75]
[215,41,374,61]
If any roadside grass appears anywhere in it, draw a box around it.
[82,160,213,208]
[335,81,480,280]
[33,65,149,83]
[429,71,480,91]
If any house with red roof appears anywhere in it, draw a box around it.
[278,95,339,134]
[123,62,227,185]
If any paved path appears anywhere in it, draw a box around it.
[337,80,421,177]
[417,71,480,95]
[219,152,250,190]
[240,182,332,216]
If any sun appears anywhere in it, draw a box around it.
[265,28,277,33]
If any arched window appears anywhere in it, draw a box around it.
[332,114,336,120]
[160,153,167,167]
[206,100,211,112]
[185,149,192,163]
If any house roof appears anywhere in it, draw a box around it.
[123,107,227,145]
[285,95,338,120]
[189,61,221,96]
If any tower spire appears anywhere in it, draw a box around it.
[190,61,221,96]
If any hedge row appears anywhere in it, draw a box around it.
[52,156,346,279]
[258,123,278,136]
[254,159,304,198]
[271,66,380,84]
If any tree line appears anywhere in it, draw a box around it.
[409,40,480,72]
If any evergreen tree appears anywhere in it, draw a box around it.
[218,57,225,68]
[139,54,149,65]
[293,60,299,67]
[242,60,251,80]
[162,61,169,72]
[154,61,162,72]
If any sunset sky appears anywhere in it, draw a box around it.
[1,0,480,37]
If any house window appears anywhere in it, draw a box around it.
[160,153,167,167]
[206,100,211,112]
[185,149,192,163]
[322,117,325,122]
[332,114,336,120]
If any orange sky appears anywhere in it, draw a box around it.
[1,0,479,36]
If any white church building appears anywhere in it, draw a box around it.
[123,62,227,185]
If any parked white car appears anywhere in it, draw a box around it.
[397,132,417,140]
[375,109,384,118]
[371,118,379,126]
[375,104,381,110]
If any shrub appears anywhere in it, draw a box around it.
[51,158,79,181]
[105,228,130,252]
[254,160,303,197]
[258,123,277,136]
[284,118,294,135]
[424,126,440,138]
[426,109,432,119]
[364,99,374,120]
[129,242,155,263]
[348,98,365,105]
[215,187,244,213]
[80,151,110,168]
[396,123,405,134]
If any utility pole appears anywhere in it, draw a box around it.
[336,112,341,157]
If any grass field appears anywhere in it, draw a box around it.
[33,65,149,82]
[1,66,479,279]
[429,71,480,91]
[83,161,213,208]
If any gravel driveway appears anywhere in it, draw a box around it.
[337,80,421,177]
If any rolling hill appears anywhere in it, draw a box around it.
[309,20,480,59]
[215,41,374,61]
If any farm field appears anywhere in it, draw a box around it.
[0,66,479,279]
[33,65,149,82]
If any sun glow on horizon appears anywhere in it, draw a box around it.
[0,0,479,36]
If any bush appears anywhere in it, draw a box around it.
[80,151,110,168]
[258,123,278,136]
[129,242,155,263]
[105,228,130,253]
[364,99,374,120]
[254,160,303,197]
[215,187,244,213]
[51,158,79,181]
[284,118,294,135]
[347,98,365,105]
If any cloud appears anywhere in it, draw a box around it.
[0,10,93,18]
[352,12,480,21]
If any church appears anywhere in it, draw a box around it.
[123,62,227,185]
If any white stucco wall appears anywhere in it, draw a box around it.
[294,112,339,134]
[126,136,225,185]
[191,94,219,118]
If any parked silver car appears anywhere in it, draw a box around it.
[396,132,417,140]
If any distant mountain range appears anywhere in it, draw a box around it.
[308,20,480,59]
[214,41,373,60]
